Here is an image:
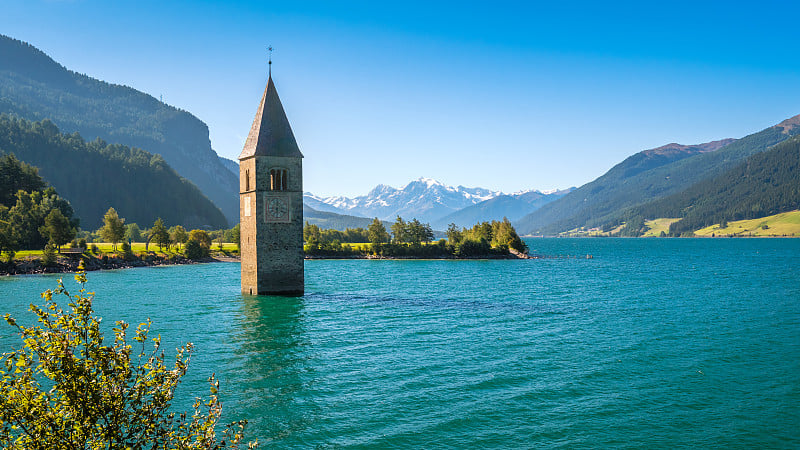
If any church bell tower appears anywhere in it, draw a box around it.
[239,69,304,296]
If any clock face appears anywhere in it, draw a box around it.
[268,198,287,218]
[265,196,290,222]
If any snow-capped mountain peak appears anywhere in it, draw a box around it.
[304,179,504,223]
[303,178,570,226]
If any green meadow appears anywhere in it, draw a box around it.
[694,210,800,237]
[6,242,239,260]
[642,218,681,237]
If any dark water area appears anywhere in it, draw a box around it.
[1,238,799,448]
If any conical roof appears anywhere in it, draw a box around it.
[239,75,303,159]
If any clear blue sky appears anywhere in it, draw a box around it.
[3,0,800,197]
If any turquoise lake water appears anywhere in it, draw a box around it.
[1,238,799,448]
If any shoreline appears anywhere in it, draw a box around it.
[0,250,545,276]
[0,254,237,276]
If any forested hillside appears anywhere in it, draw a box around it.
[0,34,238,224]
[516,117,800,235]
[0,153,77,252]
[624,135,800,236]
[0,114,227,229]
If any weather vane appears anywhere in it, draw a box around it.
[268,46,273,76]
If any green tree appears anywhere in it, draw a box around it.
[99,207,125,251]
[227,224,240,250]
[0,206,19,261]
[186,229,211,258]
[390,216,408,243]
[367,218,389,245]
[188,229,212,248]
[490,217,527,253]
[170,225,188,249]
[6,188,76,250]
[6,190,48,249]
[466,221,493,242]
[183,239,205,260]
[119,241,134,259]
[125,223,143,242]
[150,218,170,251]
[405,218,434,245]
[303,222,322,248]
[0,272,255,447]
[40,242,57,266]
[39,208,76,251]
[446,223,462,245]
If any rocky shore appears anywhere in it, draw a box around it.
[305,252,533,260]
[0,253,233,276]
[0,249,564,276]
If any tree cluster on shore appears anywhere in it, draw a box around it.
[304,216,527,258]
[0,154,79,261]
[0,158,239,266]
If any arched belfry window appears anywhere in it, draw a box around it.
[270,168,288,191]
[245,169,250,191]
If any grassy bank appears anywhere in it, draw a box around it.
[642,218,681,237]
[6,242,239,259]
[694,210,800,237]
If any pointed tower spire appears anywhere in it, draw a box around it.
[239,71,303,160]
[238,52,305,296]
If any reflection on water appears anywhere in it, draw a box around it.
[228,294,318,443]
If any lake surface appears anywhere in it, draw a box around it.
[1,238,799,448]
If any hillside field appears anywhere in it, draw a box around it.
[642,218,681,237]
[693,211,800,237]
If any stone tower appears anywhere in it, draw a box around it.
[239,74,304,296]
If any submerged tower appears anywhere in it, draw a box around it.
[239,70,304,296]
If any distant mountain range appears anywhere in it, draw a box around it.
[304,178,569,229]
[0,34,239,225]
[432,188,572,230]
[3,34,796,237]
[0,35,567,232]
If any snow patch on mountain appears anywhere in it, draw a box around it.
[304,178,566,225]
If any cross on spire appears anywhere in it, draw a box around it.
[268,46,273,76]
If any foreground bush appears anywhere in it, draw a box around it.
[0,271,256,448]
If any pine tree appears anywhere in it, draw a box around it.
[150,218,170,251]
[367,218,389,245]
